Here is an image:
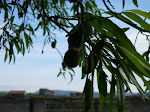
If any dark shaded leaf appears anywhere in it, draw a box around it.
[116,73,125,112]
[108,75,116,112]
[97,68,107,110]
[4,50,8,62]
[83,78,93,112]
[122,0,125,9]
[132,0,138,7]
[87,14,150,78]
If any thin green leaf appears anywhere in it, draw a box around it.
[120,63,147,98]
[35,22,41,31]
[97,68,107,110]
[122,27,130,32]
[106,11,134,24]
[116,48,149,98]
[143,79,150,93]
[67,67,75,74]
[22,43,25,55]
[4,50,8,62]
[108,75,116,112]
[83,78,93,112]
[105,11,146,32]
[29,24,35,36]
[119,46,150,78]
[122,0,125,9]
[89,52,97,73]
[123,12,150,31]
[57,69,62,77]
[131,9,150,19]
[87,14,135,52]
[132,0,138,7]
[116,73,125,112]
[10,16,15,24]
[87,14,150,78]
[14,40,20,53]
[19,23,24,31]
[24,32,29,49]
[82,57,88,79]
[142,51,150,62]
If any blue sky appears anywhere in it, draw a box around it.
[0,0,150,93]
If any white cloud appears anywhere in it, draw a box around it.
[126,29,149,54]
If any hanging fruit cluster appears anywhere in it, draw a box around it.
[64,24,82,68]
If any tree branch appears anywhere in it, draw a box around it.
[107,0,115,9]
[50,16,77,21]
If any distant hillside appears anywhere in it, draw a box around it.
[52,90,77,96]
[0,91,8,94]
[2,90,149,98]
[52,90,100,98]
[52,90,150,98]
[33,90,100,98]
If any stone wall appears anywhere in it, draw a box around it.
[0,97,150,112]
[0,99,46,112]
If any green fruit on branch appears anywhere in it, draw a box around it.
[67,26,82,49]
[68,34,82,49]
[64,48,81,68]
[37,14,41,19]
[51,40,56,48]
[18,11,23,18]
[67,23,93,49]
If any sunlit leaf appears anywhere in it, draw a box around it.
[131,9,150,19]
[123,12,150,31]
[119,46,150,78]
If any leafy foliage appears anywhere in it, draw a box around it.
[0,0,150,112]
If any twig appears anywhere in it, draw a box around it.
[107,0,115,9]
[49,16,77,21]
[134,31,140,46]
[55,47,64,61]
[134,18,147,46]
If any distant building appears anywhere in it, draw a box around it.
[39,88,54,96]
[8,91,26,96]
[70,92,83,98]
